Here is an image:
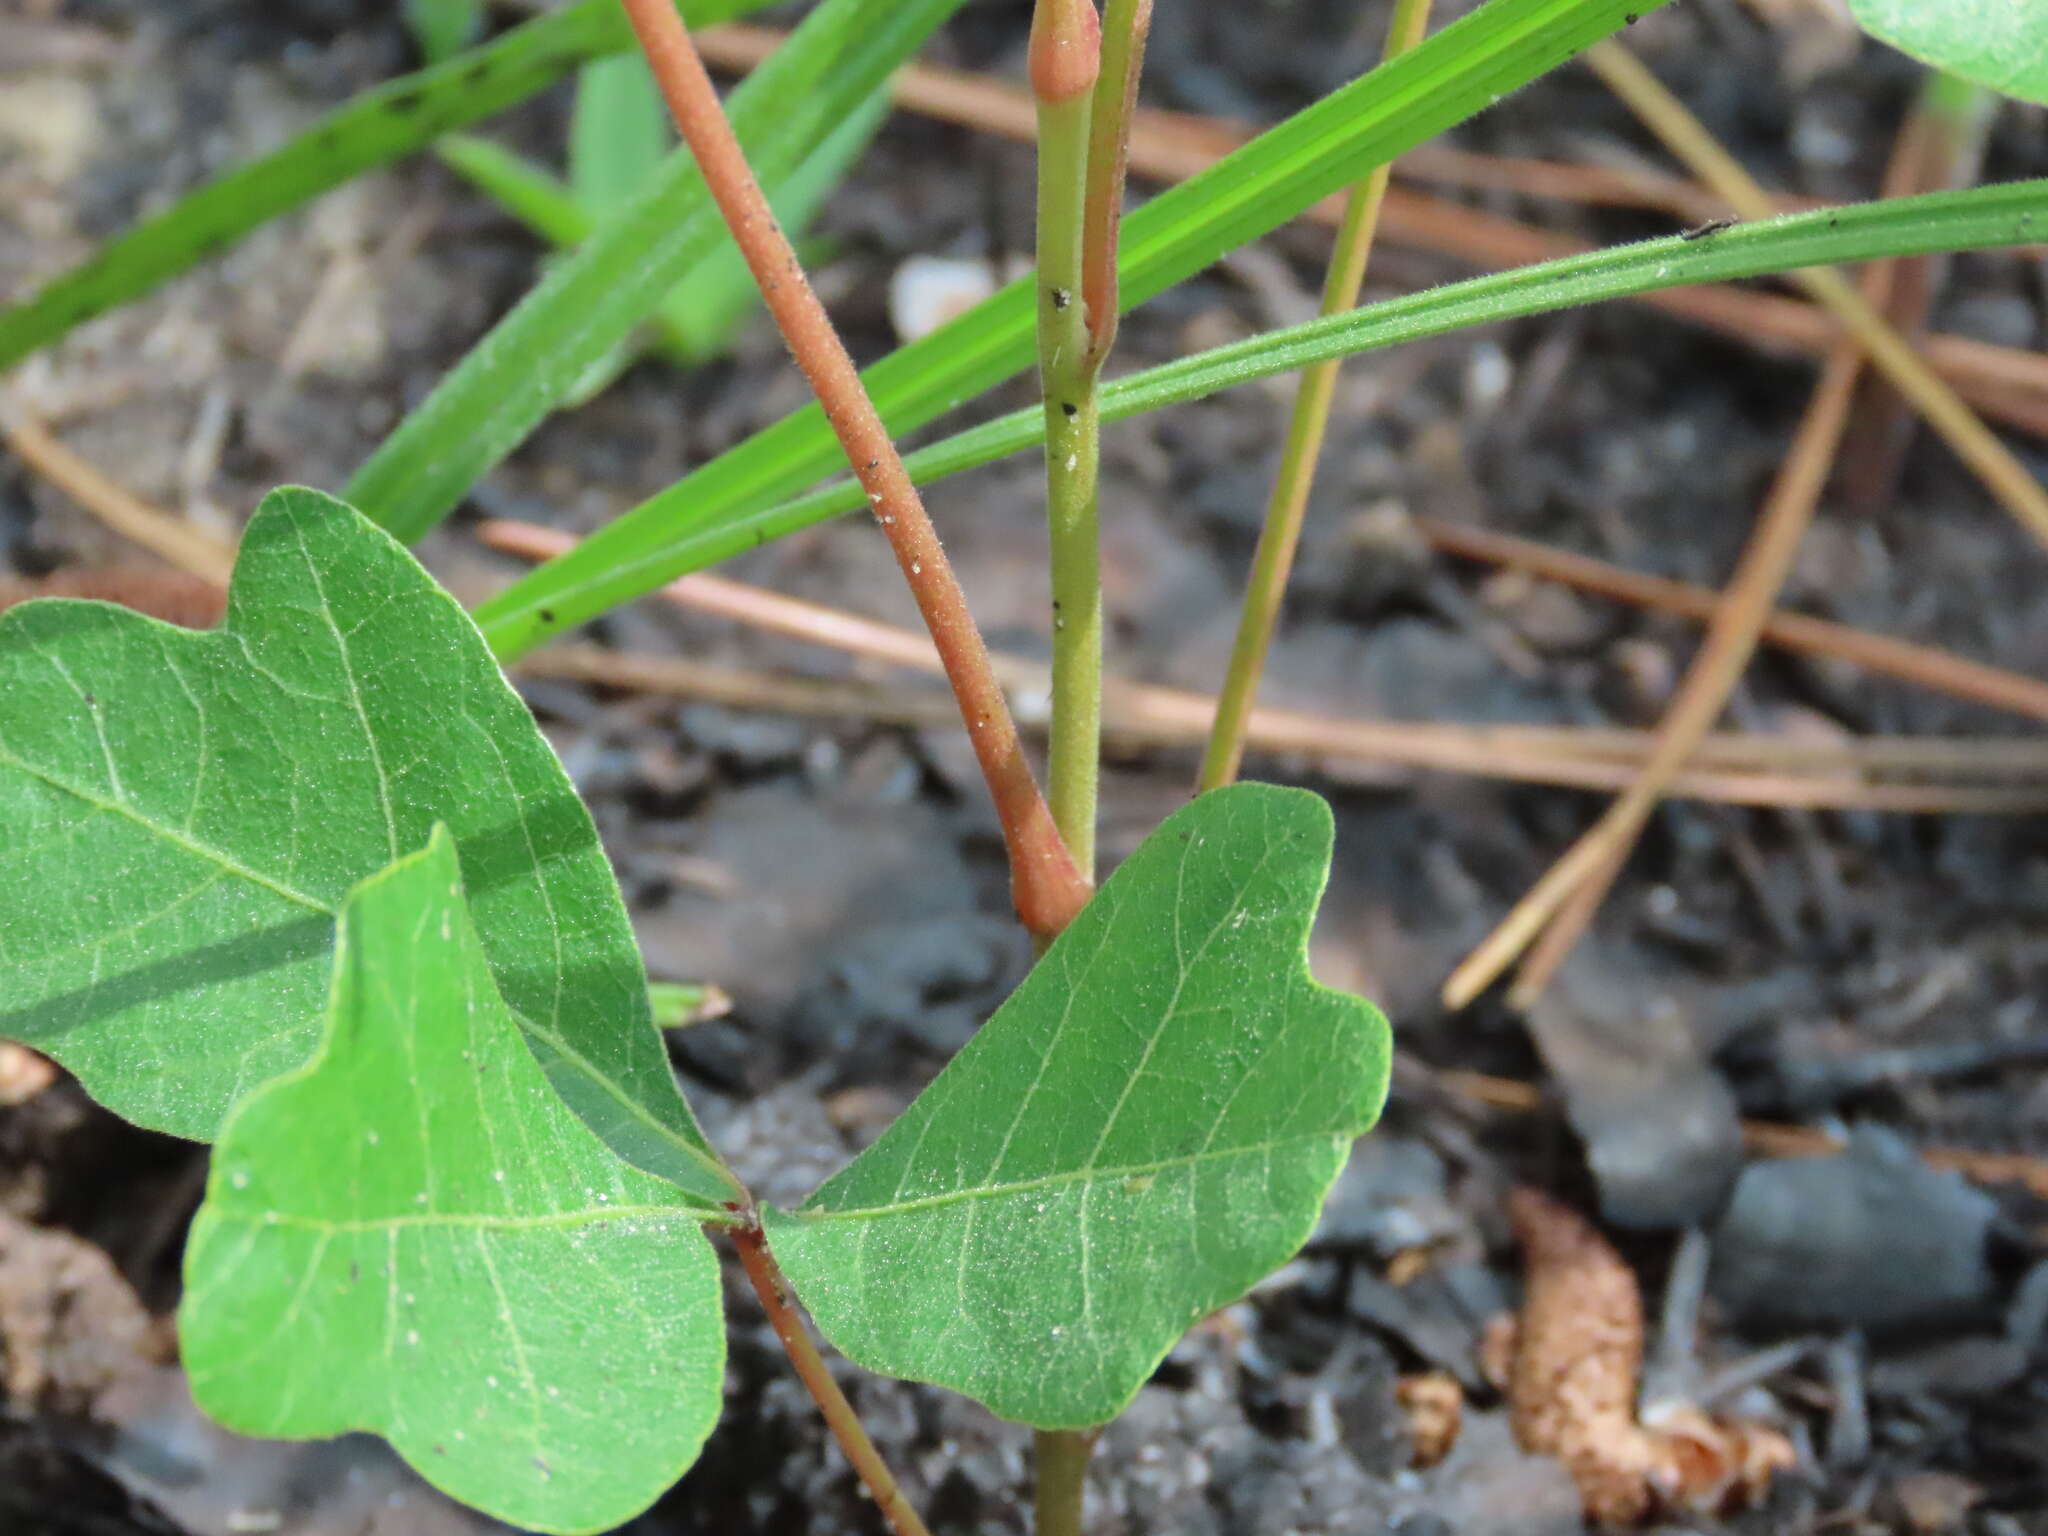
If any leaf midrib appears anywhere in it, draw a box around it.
[207,1202,699,1235]
[798,1130,1349,1225]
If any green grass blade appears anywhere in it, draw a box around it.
[474,179,2048,632]
[403,0,486,63]
[435,136,589,247]
[475,0,1671,658]
[441,83,889,372]
[0,0,772,374]
[570,54,673,215]
[346,0,970,544]
[657,81,894,363]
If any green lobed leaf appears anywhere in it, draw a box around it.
[0,487,731,1205]
[1849,0,2048,106]
[480,179,2048,624]
[475,0,1671,657]
[0,0,777,374]
[183,829,726,1536]
[346,0,972,543]
[769,784,1391,1429]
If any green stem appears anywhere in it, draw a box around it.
[1196,0,1434,794]
[1033,1428,1095,1536]
[1080,0,1153,361]
[1035,13,1102,878]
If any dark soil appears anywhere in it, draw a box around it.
[5,1,2048,1533]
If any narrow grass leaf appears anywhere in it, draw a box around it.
[1849,0,2048,106]
[403,0,486,63]
[498,180,2048,591]
[346,0,971,543]
[436,136,591,247]
[570,54,673,216]
[0,487,730,1203]
[440,84,889,372]
[476,0,1671,657]
[0,0,775,374]
[184,829,725,1536]
[770,785,1391,1429]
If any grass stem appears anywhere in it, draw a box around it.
[1196,0,1433,793]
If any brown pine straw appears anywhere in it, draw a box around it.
[0,410,234,585]
[1411,517,2048,725]
[1582,39,2048,552]
[25,404,2042,814]
[695,24,2048,441]
[482,513,2048,734]
[1446,130,1919,1009]
[1448,51,2047,1011]
[515,641,2048,813]
[481,521,2048,814]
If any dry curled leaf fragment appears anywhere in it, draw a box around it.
[1397,1369,1464,1468]
[1505,1188,1797,1524]
[1643,1402,1798,1516]
[0,1210,154,1415]
[0,1042,58,1106]
[1506,1186,1662,1524]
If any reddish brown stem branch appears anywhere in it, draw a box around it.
[618,0,1087,940]
[732,1223,934,1536]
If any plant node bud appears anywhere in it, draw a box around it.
[1029,0,1102,105]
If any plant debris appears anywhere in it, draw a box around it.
[1504,1188,1796,1525]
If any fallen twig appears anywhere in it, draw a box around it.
[0,409,234,585]
[513,642,2048,813]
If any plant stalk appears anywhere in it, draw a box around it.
[1080,0,1152,361]
[618,0,1088,941]
[1196,0,1433,793]
[1033,1428,1097,1536]
[1034,0,1105,878]
[733,1223,935,1536]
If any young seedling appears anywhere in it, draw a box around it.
[3,1,2046,1532]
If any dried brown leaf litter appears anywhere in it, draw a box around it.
[1503,1188,1794,1525]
